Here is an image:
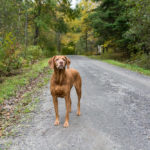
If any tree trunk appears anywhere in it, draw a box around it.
[34,0,41,45]
[85,31,88,52]
[16,7,21,42]
[25,6,28,56]
[56,32,61,53]
[34,26,39,45]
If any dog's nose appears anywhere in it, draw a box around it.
[60,61,63,65]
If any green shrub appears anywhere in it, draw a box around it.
[43,48,57,57]
[95,48,127,61]
[26,45,43,62]
[0,32,23,75]
[61,46,75,55]
[38,31,57,57]
[130,52,150,69]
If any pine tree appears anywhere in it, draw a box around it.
[90,0,128,48]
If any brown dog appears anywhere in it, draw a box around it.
[48,56,82,127]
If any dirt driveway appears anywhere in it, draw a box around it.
[1,56,150,150]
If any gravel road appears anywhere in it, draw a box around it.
[1,56,150,150]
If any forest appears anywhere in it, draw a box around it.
[0,0,150,79]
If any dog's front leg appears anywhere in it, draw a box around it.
[64,95,70,128]
[53,96,59,126]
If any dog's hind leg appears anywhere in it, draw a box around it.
[74,74,82,116]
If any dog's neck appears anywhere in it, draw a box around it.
[54,67,66,85]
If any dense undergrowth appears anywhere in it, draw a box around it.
[89,55,150,76]
[0,58,52,137]
[0,59,50,104]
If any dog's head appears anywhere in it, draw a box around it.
[48,55,70,70]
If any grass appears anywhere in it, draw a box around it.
[0,58,50,104]
[0,58,52,137]
[88,55,150,76]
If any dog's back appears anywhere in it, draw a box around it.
[66,68,82,86]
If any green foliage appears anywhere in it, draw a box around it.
[0,58,50,104]
[0,32,23,75]
[129,53,150,69]
[0,0,150,78]
[88,0,150,68]
[54,17,68,33]
[89,56,150,76]
[90,0,129,46]
[38,30,57,56]
[62,46,75,55]
[124,0,150,55]
[0,0,79,78]
[26,45,43,62]
[76,37,86,54]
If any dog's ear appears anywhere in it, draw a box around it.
[48,56,56,69]
[65,56,71,69]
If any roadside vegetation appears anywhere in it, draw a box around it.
[86,0,150,71]
[0,59,52,137]
[89,56,150,76]
[0,59,50,104]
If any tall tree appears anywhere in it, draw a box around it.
[125,0,150,55]
[90,0,129,50]
[33,0,42,45]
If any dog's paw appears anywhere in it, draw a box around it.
[76,111,81,116]
[54,120,60,126]
[63,121,69,128]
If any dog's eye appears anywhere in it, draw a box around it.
[56,59,59,61]
[62,58,66,61]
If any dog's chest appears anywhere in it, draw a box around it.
[53,85,67,97]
